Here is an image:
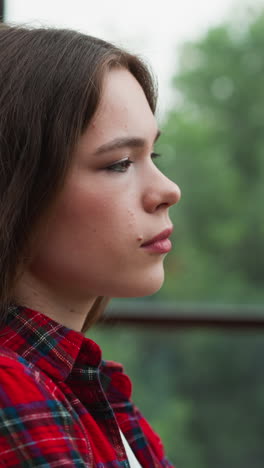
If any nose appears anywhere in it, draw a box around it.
[142,165,181,213]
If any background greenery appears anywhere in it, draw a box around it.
[156,8,264,305]
[89,8,264,468]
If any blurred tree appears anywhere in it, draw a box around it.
[155,10,264,306]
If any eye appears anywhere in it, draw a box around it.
[106,158,134,173]
[151,152,163,167]
[151,152,162,160]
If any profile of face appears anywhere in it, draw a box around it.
[27,68,181,302]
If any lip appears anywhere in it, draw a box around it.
[141,226,174,248]
[141,238,172,253]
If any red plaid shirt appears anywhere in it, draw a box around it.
[0,305,174,467]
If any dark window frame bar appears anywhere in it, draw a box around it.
[101,314,264,329]
[101,305,264,330]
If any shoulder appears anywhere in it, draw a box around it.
[0,345,35,381]
[0,346,92,466]
[0,346,27,367]
[0,346,56,399]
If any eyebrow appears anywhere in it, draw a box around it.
[93,129,161,155]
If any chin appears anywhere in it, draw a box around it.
[117,274,165,298]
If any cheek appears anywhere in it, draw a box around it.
[61,181,140,244]
[50,188,114,249]
[34,183,138,263]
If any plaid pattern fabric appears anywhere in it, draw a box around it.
[0,305,174,468]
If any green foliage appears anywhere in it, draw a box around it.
[155,10,264,305]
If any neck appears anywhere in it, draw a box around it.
[13,269,97,332]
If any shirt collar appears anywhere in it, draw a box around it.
[0,305,102,382]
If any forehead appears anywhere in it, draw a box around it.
[83,68,158,150]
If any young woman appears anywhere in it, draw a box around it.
[0,24,181,467]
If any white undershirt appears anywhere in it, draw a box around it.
[119,429,143,468]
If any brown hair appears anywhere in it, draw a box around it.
[0,24,157,331]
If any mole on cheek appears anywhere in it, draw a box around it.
[126,210,141,242]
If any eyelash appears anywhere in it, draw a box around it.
[106,152,162,173]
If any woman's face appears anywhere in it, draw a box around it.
[30,68,181,300]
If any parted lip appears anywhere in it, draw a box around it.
[141,226,174,247]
